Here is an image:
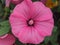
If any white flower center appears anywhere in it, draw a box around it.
[28,19,34,26]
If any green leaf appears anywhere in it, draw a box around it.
[0,3,4,17]
[53,26,58,33]
[1,0,5,4]
[57,6,60,12]
[52,0,57,2]
[51,42,59,45]
[16,39,23,45]
[44,26,58,43]
[0,20,10,36]
[44,37,50,43]
[49,26,58,42]
[0,4,3,13]
[5,7,10,12]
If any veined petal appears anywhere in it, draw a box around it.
[5,0,11,7]
[33,2,53,21]
[35,19,54,36]
[11,0,23,4]
[0,34,15,45]
[18,27,45,44]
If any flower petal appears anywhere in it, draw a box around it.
[40,0,47,4]
[33,2,53,21]
[9,15,27,37]
[12,1,30,20]
[18,27,45,44]
[11,0,23,5]
[0,34,15,45]
[5,0,11,7]
[35,19,54,36]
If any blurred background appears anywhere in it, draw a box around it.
[0,0,60,45]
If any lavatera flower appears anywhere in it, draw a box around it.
[5,0,23,7]
[9,0,54,44]
[0,34,15,45]
[11,0,23,5]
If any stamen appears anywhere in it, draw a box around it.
[27,19,34,26]
[29,19,34,25]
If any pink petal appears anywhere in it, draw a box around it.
[0,34,8,38]
[40,0,47,4]
[35,19,54,36]
[11,1,30,20]
[11,0,23,5]
[9,15,27,37]
[33,2,53,21]
[18,27,45,44]
[5,0,11,7]
[0,34,15,45]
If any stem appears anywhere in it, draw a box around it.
[3,12,7,20]
[3,7,9,20]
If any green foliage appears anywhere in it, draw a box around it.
[52,0,57,2]
[0,3,4,17]
[1,0,5,4]
[0,20,10,36]
[16,39,23,45]
[57,6,60,12]
[43,26,59,45]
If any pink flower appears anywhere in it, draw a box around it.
[9,0,54,44]
[11,0,23,5]
[5,0,23,7]
[40,0,47,4]
[0,34,15,45]
[5,0,11,7]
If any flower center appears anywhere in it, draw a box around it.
[27,19,34,26]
